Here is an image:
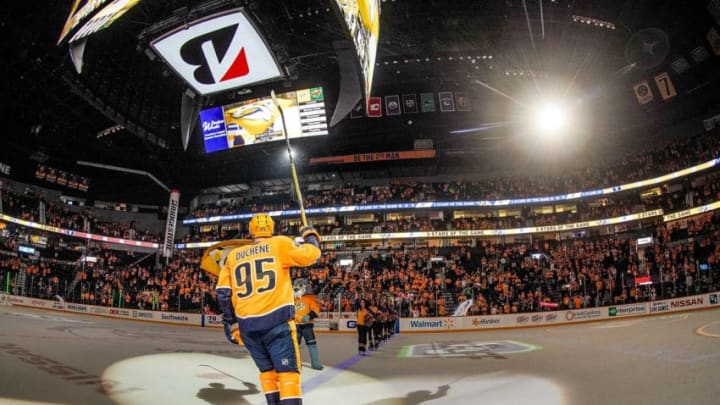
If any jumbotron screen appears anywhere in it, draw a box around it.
[334,0,380,101]
[58,0,142,45]
[199,87,329,154]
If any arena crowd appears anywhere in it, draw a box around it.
[1,130,720,317]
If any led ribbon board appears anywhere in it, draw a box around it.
[0,214,159,249]
[175,209,664,249]
[184,156,720,224]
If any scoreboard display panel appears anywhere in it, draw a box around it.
[58,0,142,45]
[200,87,329,154]
[333,0,381,101]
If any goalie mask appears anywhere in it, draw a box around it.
[249,213,274,238]
[293,278,310,299]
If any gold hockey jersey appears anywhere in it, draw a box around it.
[216,236,320,332]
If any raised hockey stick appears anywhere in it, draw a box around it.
[271,90,308,227]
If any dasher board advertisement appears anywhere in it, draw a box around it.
[201,87,328,154]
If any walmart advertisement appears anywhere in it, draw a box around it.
[200,87,328,153]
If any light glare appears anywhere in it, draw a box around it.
[534,104,568,133]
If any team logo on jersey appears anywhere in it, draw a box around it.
[151,9,282,95]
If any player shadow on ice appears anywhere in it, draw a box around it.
[362,384,450,405]
[196,381,260,405]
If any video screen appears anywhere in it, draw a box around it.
[58,0,142,45]
[334,0,380,101]
[67,0,142,43]
[200,87,329,154]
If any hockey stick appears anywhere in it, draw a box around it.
[271,90,308,227]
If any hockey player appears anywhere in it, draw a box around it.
[216,213,321,405]
[293,278,323,370]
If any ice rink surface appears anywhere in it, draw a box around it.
[1,306,719,405]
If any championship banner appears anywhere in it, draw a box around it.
[367,97,382,117]
[309,150,436,165]
[420,93,435,112]
[439,92,455,112]
[633,80,653,104]
[385,95,401,115]
[455,92,472,111]
[162,190,181,258]
[402,94,418,114]
[654,72,677,100]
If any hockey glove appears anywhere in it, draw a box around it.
[299,226,321,248]
[222,319,243,346]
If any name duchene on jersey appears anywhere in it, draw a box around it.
[234,243,270,260]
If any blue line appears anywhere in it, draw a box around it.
[302,354,366,393]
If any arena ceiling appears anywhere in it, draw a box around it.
[2,0,720,205]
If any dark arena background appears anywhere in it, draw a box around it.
[2,1,720,404]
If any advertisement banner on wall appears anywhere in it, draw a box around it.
[669,296,705,310]
[608,303,647,317]
[650,301,670,313]
[162,190,181,258]
[338,318,358,332]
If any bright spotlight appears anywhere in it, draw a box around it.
[534,104,568,133]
